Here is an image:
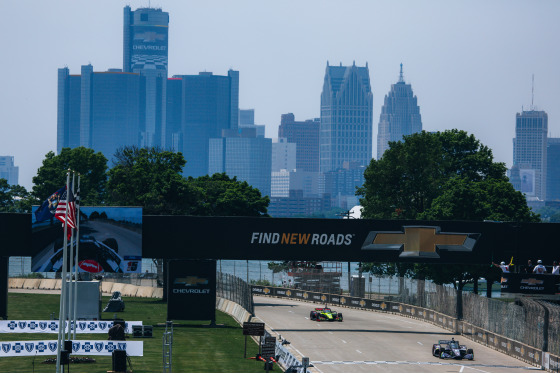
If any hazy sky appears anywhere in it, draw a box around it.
[1,0,559,190]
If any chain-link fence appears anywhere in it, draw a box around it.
[384,276,560,356]
[217,272,253,316]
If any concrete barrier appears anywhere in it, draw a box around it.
[101,281,115,294]
[9,278,164,299]
[216,298,251,324]
[136,286,155,298]
[121,284,139,297]
[110,283,126,295]
[23,279,41,289]
[39,279,57,290]
[10,278,25,289]
[152,288,163,298]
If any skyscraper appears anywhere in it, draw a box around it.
[278,113,320,172]
[123,6,169,148]
[320,62,373,173]
[377,64,422,159]
[209,128,271,197]
[0,156,19,186]
[546,138,560,201]
[272,138,296,172]
[512,110,548,200]
[239,109,265,137]
[166,71,239,177]
[57,65,146,163]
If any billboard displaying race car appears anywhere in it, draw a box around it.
[31,206,142,274]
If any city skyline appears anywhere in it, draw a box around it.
[1,0,560,190]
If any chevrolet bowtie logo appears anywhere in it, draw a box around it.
[361,226,480,258]
[521,278,544,285]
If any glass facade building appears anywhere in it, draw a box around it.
[319,62,373,173]
[278,113,320,172]
[0,156,19,186]
[123,6,169,148]
[209,129,272,197]
[166,71,239,177]
[377,64,422,159]
[546,138,560,201]
[512,110,548,200]
[57,65,146,163]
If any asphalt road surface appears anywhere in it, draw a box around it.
[253,295,539,373]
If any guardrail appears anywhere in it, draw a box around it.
[253,285,560,371]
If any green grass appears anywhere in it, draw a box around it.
[2,293,270,373]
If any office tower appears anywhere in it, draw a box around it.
[377,64,422,159]
[239,109,255,126]
[268,190,331,218]
[57,65,146,163]
[167,71,239,177]
[278,113,320,172]
[547,138,560,201]
[323,163,365,209]
[209,128,271,196]
[271,170,322,198]
[512,110,548,200]
[239,109,265,137]
[0,156,19,186]
[319,62,373,173]
[123,6,169,148]
[272,138,296,172]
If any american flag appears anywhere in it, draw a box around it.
[54,186,76,230]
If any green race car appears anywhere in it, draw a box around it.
[310,306,343,322]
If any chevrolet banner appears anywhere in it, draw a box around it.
[0,340,143,357]
[0,320,142,334]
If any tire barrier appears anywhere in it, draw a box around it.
[253,286,558,371]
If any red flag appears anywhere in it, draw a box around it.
[54,186,76,230]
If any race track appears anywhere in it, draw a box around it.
[253,295,538,373]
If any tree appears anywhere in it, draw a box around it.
[357,129,539,309]
[0,179,31,213]
[107,146,200,215]
[188,173,269,217]
[357,130,512,219]
[420,177,539,222]
[32,147,108,205]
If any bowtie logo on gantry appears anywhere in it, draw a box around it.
[361,226,480,258]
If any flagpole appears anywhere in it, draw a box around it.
[67,172,75,341]
[56,170,71,373]
[72,174,80,340]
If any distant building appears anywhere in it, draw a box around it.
[323,163,366,210]
[271,170,322,198]
[0,156,19,186]
[123,6,169,148]
[209,128,271,197]
[377,64,422,159]
[278,113,320,172]
[268,190,331,218]
[512,110,548,201]
[167,71,239,177]
[57,65,146,163]
[239,109,265,137]
[547,138,560,201]
[319,62,373,173]
[272,138,296,172]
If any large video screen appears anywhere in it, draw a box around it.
[31,206,142,274]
